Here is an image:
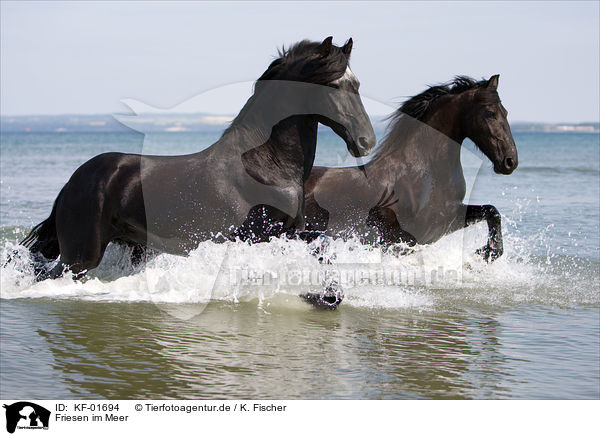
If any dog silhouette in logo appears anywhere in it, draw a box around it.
[3,402,50,433]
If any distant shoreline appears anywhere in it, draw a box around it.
[1,114,598,134]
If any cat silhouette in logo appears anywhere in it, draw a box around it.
[3,402,50,433]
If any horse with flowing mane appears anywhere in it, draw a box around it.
[305,75,518,261]
[21,37,376,286]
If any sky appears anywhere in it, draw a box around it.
[1,1,599,123]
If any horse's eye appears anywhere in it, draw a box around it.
[483,110,496,119]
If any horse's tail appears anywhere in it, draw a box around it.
[20,187,64,261]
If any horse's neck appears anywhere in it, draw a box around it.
[421,97,467,173]
[368,95,467,186]
[264,115,319,181]
[421,94,467,146]
[222,113,318,183]
[213,85,319,181]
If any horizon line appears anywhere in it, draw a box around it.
[1,112,598,126]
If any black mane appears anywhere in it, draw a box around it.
[396,76,498,121]
[257,40,349,85]
[224,39,349,136]
[372,76,499,161]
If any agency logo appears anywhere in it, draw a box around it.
[3,402,50,434]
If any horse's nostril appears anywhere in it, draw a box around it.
[505,157,515,169]
[359,136,369,149]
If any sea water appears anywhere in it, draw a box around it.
[0,128,598,399]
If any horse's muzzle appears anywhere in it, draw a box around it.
[349,134,376,157]
[495,155,518,174]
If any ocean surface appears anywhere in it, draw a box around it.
[0,128,598,399]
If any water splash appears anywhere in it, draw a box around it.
[1,219,598,310]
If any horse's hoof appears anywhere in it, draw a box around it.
[475,244,503,263]
[300,287,344,310]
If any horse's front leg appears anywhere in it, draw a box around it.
[230,204,288,243]
[295,230,343,310]
[465,204,503,262]
[231,205,343,309]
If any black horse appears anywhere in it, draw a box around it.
[305,75,517,261]
[21,37,376,289]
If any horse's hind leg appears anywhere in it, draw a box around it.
[52,212,112,279]
[36,261,69,280]
[29,234,108,280]
[465,204,503,262]
[57,238,109,279]
[366,203,417,253]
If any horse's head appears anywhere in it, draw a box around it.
[313,37,376,157]
[258,37,376,157]
[464,75,518,174]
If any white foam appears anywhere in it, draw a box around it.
[1,224,598,309]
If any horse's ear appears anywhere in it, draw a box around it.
[487,74,500,90]
[342,38,353,57]
[319,36,333,57]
